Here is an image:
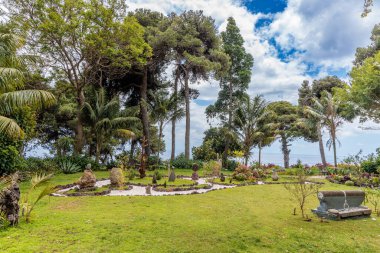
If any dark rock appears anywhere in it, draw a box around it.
[0,182,20,226]
[77,169,96,189]
[191,172,199,181]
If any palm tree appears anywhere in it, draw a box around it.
[0,27,55,138]
[307,91,344,167]
[149,89,184,162]
[234,95,273,166]
[82,88,138,164]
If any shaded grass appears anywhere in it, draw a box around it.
[1,173,379,252]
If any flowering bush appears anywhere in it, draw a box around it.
[232,164,252,181]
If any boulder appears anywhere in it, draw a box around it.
[191,172,199,181]
[110,168,125,188]
[272,170,279,181]
[0,183,20,226]
[78,169,96,189]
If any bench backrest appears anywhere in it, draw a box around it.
[317,190,365,211]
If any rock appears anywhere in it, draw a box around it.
[272,170,279,181]
[110,168,125,188]
[146,185,151,194]
[78,169,97,189]
[169,170,176,182]
[220,173,225,182]
[0,182,20,226]
[152,174,157,184]
[191,172,199,181]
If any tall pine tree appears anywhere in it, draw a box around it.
[206,17,253,166]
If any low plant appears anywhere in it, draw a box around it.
[344,180,354,186]
[126,169,136,180]
[284,168,322,218]
[232,164,252,181]
[365,188,380,213]
[203,160,222,176]
[110,168,125,189]
[153,170,162,180]
[58,159,81,174]
[21,173,55,223]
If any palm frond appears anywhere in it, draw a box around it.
[0,115,24,138]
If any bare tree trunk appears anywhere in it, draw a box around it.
[281,135,290,168]
[74,88,85,154]
[171,70,179,161]
[95,141,100,165]
[157,121,163,163]
[130,139,136,161]
[316,122,327,168]
[223,82,233,168]
[332,134,337,168]
[184,70,190,159]
[140,66,151,157]
[258,142,262,168]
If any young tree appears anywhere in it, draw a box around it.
[264,101,301,168]
[149,89,184,162]
[82,88,138,164]
[284,168,322,218]
[206,17,253,166]
[170,11,229,159]
[233,95,269,166]
[306,92,346,167]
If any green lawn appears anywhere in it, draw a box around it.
[1,172,379,252]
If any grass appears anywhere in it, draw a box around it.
[64,186,110,195]
[1,171,379,252]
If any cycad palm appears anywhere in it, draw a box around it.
[0,27,55,138]
[306,91,344,167]
[82,88,138,163]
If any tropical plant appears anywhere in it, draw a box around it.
[0,26,55,139]
[82,88,138,164]
[234,95,274,165]
[149,89,184,162]
[20,173,54,223]
[306,92,346,167]
[58,159,81,174]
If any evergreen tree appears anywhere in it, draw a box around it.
[206,17,253,166]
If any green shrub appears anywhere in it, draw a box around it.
[171,154,193,169]
[361,160,378,174]
[232,164,252,181]
[224,159,238,171]
[23,157,58,173]
[58,159,81,174]
[203,160,222,176]
[153,170,162,180]
[344,180,355,186]
[126,169,136,180]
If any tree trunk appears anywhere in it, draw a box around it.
[332,134,337,168]
[140,66,151,157]
[258,142,262,168]
[222,82,233,168]
[74,88,85,154]
[171,70,179,161]
[130,139,136,161]
[316,122,327,168]
[184,70,190,159]
[281,135,290,168]
[95,141,101,165]
[244,155,249,166]
[157,121,163,163]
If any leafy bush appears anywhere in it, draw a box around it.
[361,160,378,174]
[58,159,81,174]
[224,159,238,171]
[344,180,354,186]
[126,169,136,180]
[23,157,58,173]
[203,160,222,176]
[171,154,193,169]
[110,168,125,188]
[232,164,252,181]
[153,170,162,180]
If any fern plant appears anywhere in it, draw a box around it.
[58,160,81,174]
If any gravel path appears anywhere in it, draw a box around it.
[53,177,236,197]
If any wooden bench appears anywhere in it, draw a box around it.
[312,190,372,220]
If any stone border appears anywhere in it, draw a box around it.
[153,184,212,192]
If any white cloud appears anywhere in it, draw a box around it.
[127,0,380,161]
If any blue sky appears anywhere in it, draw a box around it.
[28,0,380,165]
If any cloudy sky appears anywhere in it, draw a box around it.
[23,0,380,165]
